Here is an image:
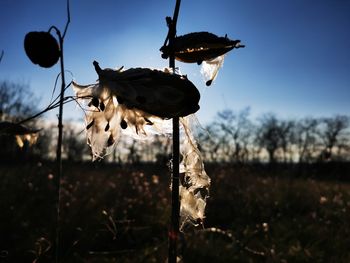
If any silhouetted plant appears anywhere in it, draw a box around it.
[23,1,71,262]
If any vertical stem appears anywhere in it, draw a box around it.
[168,1,181,262]
[55,33,66,263]
[169,117,180,263]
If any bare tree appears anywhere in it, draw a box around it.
[255,113,283,163]
[127,140,141,164]
[0,81,40,160]
[138,135,171,163]
[278,119,295,163]
[62,122,88,162]
[0,81,38,123]
[215,107,253,163]
[152,135,171,164]
[197,124,222,162]
[318,115,350,161]
[30,122,55,159]
[292,117,319,163]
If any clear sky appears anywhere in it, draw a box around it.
[0,0,349,125]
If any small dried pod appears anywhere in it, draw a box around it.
[24,31,60,68]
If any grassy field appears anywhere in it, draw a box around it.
[1,162,350,262]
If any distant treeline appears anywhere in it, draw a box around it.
[1,81,349,164]
[197,108,350,164]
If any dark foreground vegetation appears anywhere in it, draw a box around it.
[1,81,350,262]
[1,161,350,263]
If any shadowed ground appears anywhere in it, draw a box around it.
[1,162,350,262]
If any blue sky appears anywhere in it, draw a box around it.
[0,0,349,124]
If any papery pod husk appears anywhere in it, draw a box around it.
[24,31,60,68]
[160,32,243,64]
[93,61,200,118]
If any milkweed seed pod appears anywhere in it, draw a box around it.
[24,31,60,68]
[91,61,200,118]
[160,32,244,86]
[73,63,211,222]
[72,61,201,159]
[160,32,244,64]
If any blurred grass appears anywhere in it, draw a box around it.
[1,162,350,262]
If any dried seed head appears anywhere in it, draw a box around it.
[24,31,60,68]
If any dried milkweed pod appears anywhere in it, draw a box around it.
[160,32,244,64]
[91,61,200,118]
[160,32,244,86]
[24,31,60,68]
[72,61,201,159]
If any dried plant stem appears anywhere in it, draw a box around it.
[168,1,181,263]
[53,2,70,262]
[54,30,65,263]
[169,117,180,263]
[16,93,88,126]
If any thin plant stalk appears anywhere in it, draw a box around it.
[168,1,181,262]
[169,117,180,263]
[54,30,66,263]
[52,2,70,262]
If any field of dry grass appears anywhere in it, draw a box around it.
[1,162,350,262]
